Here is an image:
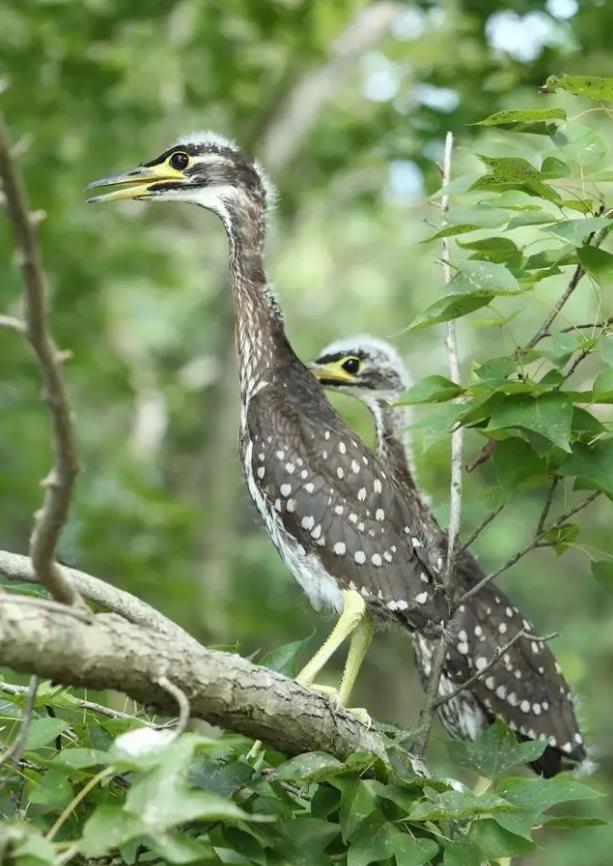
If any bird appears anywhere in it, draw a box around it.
[311,334,587,777]
[87,132,449,719]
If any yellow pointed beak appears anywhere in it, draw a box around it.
[309,361,356,385]
[86,162,189,203]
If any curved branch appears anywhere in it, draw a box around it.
[0,112,80,606]
[0,550,203,654]
[0,598,396,765]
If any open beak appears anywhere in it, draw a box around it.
[309,362,356,386]
[86,163,189,203]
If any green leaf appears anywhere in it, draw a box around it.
[540,156,571,179]
[544,522,579,555]
[391,829,438,866]
[594,366,613,395]
[553,123,608,167]
[471,156,559,201]
[578,246,613,287]
[507,210,557,229]
[493,439,548,493]
[28,769,73,808]
[274,751,343,782]
[259,631,317,677]
[52,747,109,769]
[278,816,339,865]
[443,841,482,866]
[559,440,613,497]
[487,392,573,452]
[148,831,215,864]
[347,815,394,866]
[542,217,612,246]
[546,815,608,829]
[447,719,546,779]
[24,717,70,751]
[421,223,480,243]
[332,778,378,841]
[409,292,492,330]
[80,805,146,857]
[592,560,613,596]
[543,74,613,101]
[127,777,249,832]
[409,788,516,821]
[474,356,516,386]
[11,831,58,866]
[401,376,464,404]
[477,108,567,126]
[468,819,536,858]
[496,776,602,812]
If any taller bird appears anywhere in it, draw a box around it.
[87,133,448,715]
[311,335,587,777]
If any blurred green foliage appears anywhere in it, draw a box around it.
[1,1,613,863]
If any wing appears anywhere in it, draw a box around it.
[247,381,448,634]
[443,578,585,771]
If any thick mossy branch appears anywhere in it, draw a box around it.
[0,594,395,765]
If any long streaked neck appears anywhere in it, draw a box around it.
[222,195,294,397]
[370,400,439,536]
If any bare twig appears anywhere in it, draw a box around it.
[526,219,613,349]
[0,112,80,607]
[459,491,600,605]
[536,478,559,536]
[0,313,26,333]
[457,503,505,556]
[433,630,557,709]
[564,347,592,381]
[415,132,459,757]
[0,681,166,729]
[0,675,40,768]
[157,675,190,736]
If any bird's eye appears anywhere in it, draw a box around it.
[169,151,189,171]
[341,357,361,375]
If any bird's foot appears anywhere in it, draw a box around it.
[309,683,372,728]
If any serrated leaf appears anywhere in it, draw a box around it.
[24,717,70,751]
[274,752,343,782]
[543,74,613,101]
[401,375,463,404]
[477,108,567,126]
[592,560,613,596]
[487,392,573,452]
[259,631,317,677]
[447,720,546,778]
[578,246,613,287]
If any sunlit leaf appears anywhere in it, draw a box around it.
[477,107,567,125]
[542,74,613,101]
[447,720,546,778]
[487,392,573,452]
[496,776,602,812]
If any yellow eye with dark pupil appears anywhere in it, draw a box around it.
[169,152,189,170]
[341,357,360,375]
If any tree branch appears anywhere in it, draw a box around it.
[459,491,600,605]
[456,503,505,556]
[414,131,460,757]
[0,112,80,607]
[0,313,26,334]
[0,675,39,768]
[0,598,401,767]
[0,550,202,654]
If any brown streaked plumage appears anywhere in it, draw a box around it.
[312,334,587,777]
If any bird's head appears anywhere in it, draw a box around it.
[311,335,411,407]
[87,131,274,216]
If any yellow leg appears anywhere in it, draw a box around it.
[338,614,374,706]
[296,589,366,688]
[247,589,367,762]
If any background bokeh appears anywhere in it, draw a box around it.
[1,1,611,862]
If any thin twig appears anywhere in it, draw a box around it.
[459,491,600,605]
[0,112,81,607]
[0,313,26,333]
[457,503,505,556]
[564,347,592,381]
[465,438,497,473]
[46,767,114,841]
[433,630,557,709]
[536,478,559,536]
[526,219,613,350]
[414,131,458,757]
[0,675,39,767]
[157,675,190,736]
[0,682,167,729]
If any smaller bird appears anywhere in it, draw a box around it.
[311,335,587,777]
